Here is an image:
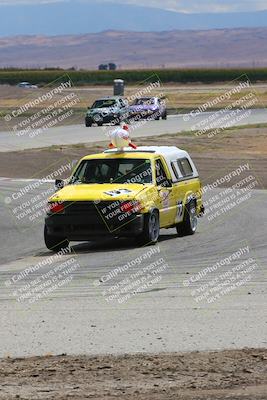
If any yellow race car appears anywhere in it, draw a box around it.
[44,146,204,251]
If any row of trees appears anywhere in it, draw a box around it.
[1,68,267,85]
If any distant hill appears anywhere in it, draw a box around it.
[1,1,267,36]
[1,28,267,69]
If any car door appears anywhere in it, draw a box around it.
[171,158,196,224]
[154,158,176,227]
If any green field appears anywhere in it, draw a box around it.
[1,68,267,86]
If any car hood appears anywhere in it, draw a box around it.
[88,107,116,114]
[49,183,149,202]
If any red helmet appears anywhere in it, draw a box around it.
[122,124,129,131]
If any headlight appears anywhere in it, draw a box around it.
[93,114,103,122]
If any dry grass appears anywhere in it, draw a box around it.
[1,84,267,116]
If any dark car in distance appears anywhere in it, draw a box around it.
[85,97,128,127]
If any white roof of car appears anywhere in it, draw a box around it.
[105,146,199,182]
[139,146,189,159]
[105,146,189,159]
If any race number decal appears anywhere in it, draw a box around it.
[104,189,132,197]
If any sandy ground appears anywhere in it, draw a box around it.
[0,349,267,399]
[0,126,266,188]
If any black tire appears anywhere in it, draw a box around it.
[176,201,197,236]
[97,122,103,127]
[162,111,167,120]
[44,225,70,252]
[136,210,160,245]
[85,120,92,127]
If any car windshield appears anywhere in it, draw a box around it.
[91,99,117,108]
[134,98,155,105]
[70,158,152,184]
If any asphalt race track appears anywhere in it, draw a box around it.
[1,108,267,151]
[0,179,266,358]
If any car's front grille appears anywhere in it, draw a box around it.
[63,200,137,227]
[64,201,98,215]
[47,200,141,236]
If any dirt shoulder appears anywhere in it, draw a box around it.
[0,126,266,189]
[0,348,267,399]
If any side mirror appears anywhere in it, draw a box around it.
[55,179,64,191]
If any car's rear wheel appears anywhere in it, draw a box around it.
[85,120,92,127]
[136,210,160,245]
[44,225,70,252]
[176,201,197,236]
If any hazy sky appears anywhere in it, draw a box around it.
[1,0,267,13]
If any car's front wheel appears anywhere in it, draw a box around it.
[44,225,70,252]
[85,119,92,127]
[136,210,160,245]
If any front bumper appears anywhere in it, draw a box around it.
[128,109,160,120]
[45,201,144,241]
[86,114,121,124]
